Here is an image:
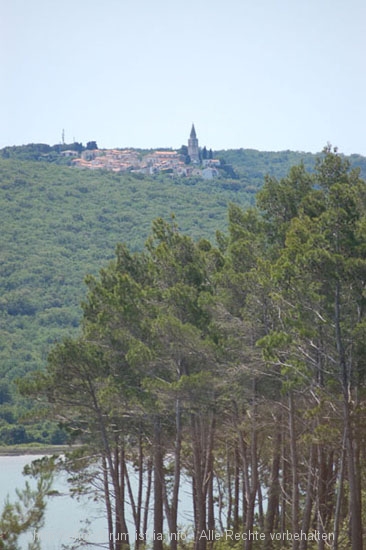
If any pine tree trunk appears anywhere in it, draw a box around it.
[289,391,299,550]
[334,281,363,550]
[153,416,164,550]
[333,429,346,550]
[170,399,182,550]
[299,444,315,550]
[317,446,327,550]
[264,427,281,550]
[102,454,114,550]
[233,446,240,533]
[344,400,363,550]
[143,457,153,542]
[191,412,215,550]
[135,435,144,550]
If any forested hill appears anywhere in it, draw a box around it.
[217,147,366,186]
[1,145,366,444]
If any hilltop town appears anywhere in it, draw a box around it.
[66,125,222,179]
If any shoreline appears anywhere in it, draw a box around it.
[0,444,78,456]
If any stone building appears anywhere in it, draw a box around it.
[188,124,200,163]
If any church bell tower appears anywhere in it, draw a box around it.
[188,124,200,163]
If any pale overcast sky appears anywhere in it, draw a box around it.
[2,0,366,155]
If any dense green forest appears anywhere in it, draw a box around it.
[13,147,366,550]
[1,144,366,448]
[0,146,303,444]
[0,153,253,445]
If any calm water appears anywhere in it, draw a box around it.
[0,455,107,548]
[0,455,193,549]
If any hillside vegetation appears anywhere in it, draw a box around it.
[1,145,366,444]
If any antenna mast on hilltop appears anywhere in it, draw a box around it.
[62,129,65,145]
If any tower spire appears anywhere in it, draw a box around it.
[188,123,199,163]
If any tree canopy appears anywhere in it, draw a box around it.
[19,147,366,550]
